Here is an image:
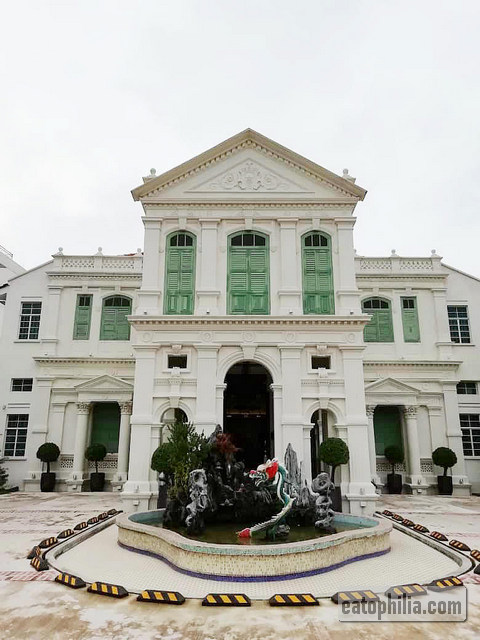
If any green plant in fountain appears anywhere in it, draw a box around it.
[318,437,349,483]
[432,447,457,477]
[151,422,210,499]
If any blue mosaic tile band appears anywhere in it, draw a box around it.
[117,540,391,583]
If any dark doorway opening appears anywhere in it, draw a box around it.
[223,361,273,470]
[310,409,328,477]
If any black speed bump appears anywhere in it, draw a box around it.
[55,573,86,589]
[98,512,108,520]
[87,517,99,525]
[87,582,129,598]
[430,531,448,541]
[332,590,379,604]
[385,584,428,598]
[107,509,118,516]
[449,540,471,552]
[470,549,480,562]
[269,593,318,606]
[428,576,463,591]
[202,593,251,606]
[392,514,403,522]
[27,546,42,559]
[74,522,88,531]
[382,510,393,517]
[38,537,57,549]
[31,556,49,572]
[137,590,185,604]
[401,519,415,528]
[57,529,75,539]
[413,524,429,533]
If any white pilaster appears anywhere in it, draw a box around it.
[270,383,284,463]
[194,345,219,436]
[280,346,304,467]
[433,288,453,359]
[278,220,302,314]
[40,286,62,355]
[115,401,133,482]
[442,382,470,492]
[137,219,162,313]
[335,219,361,314]
[197,219,221,314]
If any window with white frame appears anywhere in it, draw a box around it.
[457,381,477,395]
[11,378,33,391]
[448,305,471,344]
[4,414,29,456]
[460,414,480,457]
[18,302,42,340]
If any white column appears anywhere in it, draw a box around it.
[366,405,379,482]
[70,402,90,485]
[197,219,220,314]
[442,382,469,486]
[194,345,219,436]
[278,220,302,314]
[341,346,377,515]
[403,406,426,490]
[137,219,162,313]
[335,219,361,315]
[115,401,132,481]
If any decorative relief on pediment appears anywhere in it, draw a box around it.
[190,160,310,193]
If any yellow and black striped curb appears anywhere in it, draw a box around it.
[57,529,75,539]
[413,524,429,533]
[385,584,428,598]
[401,519,415,528]
[382,510,393,517]
[428,577,463,591]
[332,590,379,604]
[269,593,318,606]
[470,549,480,562]
[392,514,404,521]
[74,522,88,531]
[31,556,49,571]
[449,540,471,552]
[87,582,129,598]
[430,531,448,541]
[202,593,251,606]
[55,573,86,589]
[87,517,99,525]
[98,512,109,520]
[137,590,186,604]
[38,537,58,549]
[27,546,42,559]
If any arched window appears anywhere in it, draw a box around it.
[100,296,132,340]
[362,297,394,342]
[164,232,196,314]
[227,232,269,314]
[302,232,334,314]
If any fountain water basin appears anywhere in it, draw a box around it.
[116,510,392,582]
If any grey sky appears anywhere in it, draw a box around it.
[1,1,479,275]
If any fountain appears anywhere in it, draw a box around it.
[117,426,391,581]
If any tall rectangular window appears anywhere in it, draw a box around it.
[18,302,42,340]
[73,295,92,340]
[401,297,420,342]
[460,414,480,457]
[11,378,33,391]
[457,381,477,395]
[4,414,29,456]
[448,305,471,344]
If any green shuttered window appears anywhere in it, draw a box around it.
[227,233,269,314]
[100,296,131,340]
[401,297,420,342]
[164,233,196,315]
[362,298,394,342]
[73,295,92,340]
[302,233,334,314]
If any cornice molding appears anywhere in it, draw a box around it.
[142,201,354,209]
[34,357,135,365]
[363,360,461,369]
[129,315,370,329]
[47,273,142,281]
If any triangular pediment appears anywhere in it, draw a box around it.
[74,375,133,392]
[132,129,366,203]
[365,377,420,395]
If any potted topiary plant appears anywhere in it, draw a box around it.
[384,445,404,494]
[36,442,60,492]
[85,443,107,491]
[318,437,350,512]
[432,447,457,495]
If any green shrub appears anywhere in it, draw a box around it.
[36,442,60,473]
[432,447,457,476]
[384,445,404,474]
[318,437,349,483]
[85,443,107,474]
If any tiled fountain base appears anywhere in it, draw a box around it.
[50,523,465,599]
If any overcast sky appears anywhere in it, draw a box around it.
[1,1,479,276]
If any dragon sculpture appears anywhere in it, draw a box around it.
[237,458,293,540]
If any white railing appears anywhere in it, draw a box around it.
[356,253,442,274]
[50,252,143,273]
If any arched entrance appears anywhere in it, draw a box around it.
[223,361,273,469]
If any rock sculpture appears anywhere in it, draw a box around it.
[185,469,209,535]
[311,472,335,530]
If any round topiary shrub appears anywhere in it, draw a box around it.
[318,437,349,483]
[432,447,457,476]
[384,445,404,474]
[85,443,107,474]
[36,442,60,473]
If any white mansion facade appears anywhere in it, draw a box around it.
[1,129,480,515]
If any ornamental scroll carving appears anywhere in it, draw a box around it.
[208,161,294,192]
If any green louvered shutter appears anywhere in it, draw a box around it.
[229,248,249,313]
[100,298,131,340]
[363,303,394,342]
[73,296,92,339]
[164,245,195,314]
[402,298,420,342]
[248,249,269,314]
[228,243,269,314]
[302,247,334,314]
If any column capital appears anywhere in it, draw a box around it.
[119,401,133,415]
[76,402,90,414]
[403,405,418,417]
[366,405,376,417]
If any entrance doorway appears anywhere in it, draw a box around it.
[374,406,403,456]
[91,402,120,453]
[223,361,273,469]
[310,409,328,477]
